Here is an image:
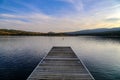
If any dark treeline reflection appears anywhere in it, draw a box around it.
[91,36,120,43]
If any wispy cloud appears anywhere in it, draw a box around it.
[105,18,120,22]
[58,0,84,12]
[0,0,41,14]
[1,12,120,32]
[0,13,80,32]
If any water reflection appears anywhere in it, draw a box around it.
[0,36,120,80]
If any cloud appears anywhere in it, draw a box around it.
[0,13,52,22]
[57,0,84,12]
[0,0,41,14]
[105,18,120,22]
[0,13,81,32]
[0,12,120,32]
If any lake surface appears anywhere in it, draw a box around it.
[0,36,120,80]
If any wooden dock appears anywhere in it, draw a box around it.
[27,47,95,80]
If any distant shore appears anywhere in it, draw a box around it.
[0,29,120,37]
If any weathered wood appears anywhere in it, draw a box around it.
[27,47,95,80]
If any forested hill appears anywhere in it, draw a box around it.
[0,29,65,36]
[0,29,42,35]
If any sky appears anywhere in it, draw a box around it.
[0,0,120,32]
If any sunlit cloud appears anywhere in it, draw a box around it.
[105,18,120,22]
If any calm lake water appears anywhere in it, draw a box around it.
[0,36,120,80]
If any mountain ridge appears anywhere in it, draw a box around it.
[67,27,120,36]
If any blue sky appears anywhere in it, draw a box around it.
[0,0,120,32]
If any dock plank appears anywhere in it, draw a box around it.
[27,47,95,80]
